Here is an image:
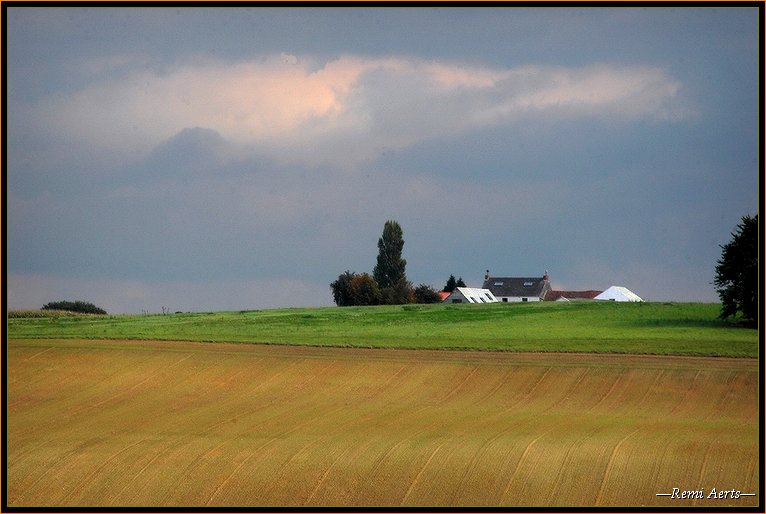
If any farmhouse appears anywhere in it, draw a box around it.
[481,271,552,302]
[443,287,499,304]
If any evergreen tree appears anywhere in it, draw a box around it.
[456,277,467,288]
[444,275,457,293]
[714,214,758,325]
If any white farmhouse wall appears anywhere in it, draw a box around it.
[497,296,542,302]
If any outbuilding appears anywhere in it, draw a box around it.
[443,287,499,304]
[594,286,643,302]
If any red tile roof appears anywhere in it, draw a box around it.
[544,290,602,301]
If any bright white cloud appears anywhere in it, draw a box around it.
[33,54,691,168]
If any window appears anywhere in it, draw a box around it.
[522,298,528,302]
[452,299,462,303]
[523,281,534,287]
[494,282,504,286]
[502,298,508,302]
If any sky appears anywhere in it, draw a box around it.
[6,6,761,313]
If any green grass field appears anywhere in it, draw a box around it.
[7,302,758,357]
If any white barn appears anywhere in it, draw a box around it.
[443,287,499,304]
[594,286,643,302]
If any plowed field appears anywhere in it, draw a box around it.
[7,339,759,507]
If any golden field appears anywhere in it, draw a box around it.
[7,339,759,507]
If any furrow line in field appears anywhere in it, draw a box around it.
[360,413,450,501]
[400,441,448,506]
[205,449,258,505]
[440,365,479,403]
[475,367,515,404]
[484,367,556,423]
[212,367,249,389]
[6,438,52,474]
[12,437,103,505]
[95,354,194,408]
[23,346,56,362]
[499,429,553,505]
[61,436,151,504]
[708,370,755,423]
[280,403,350,440]
[453,419,523,501]
[669,369,702,416]
[636,369,665,409]
[589,373,623,412]
[548,428,605,502]
[516,367,552,407]
[362,438,410,488]
[548,422,616,499]
[200,359,328,435]
[305,444,356,505]
[109,444,168,505]
[172,439,233,493]
[745,453,758,490]
[549,368,591,409]
[368,363,412,399]
[693,440,716,506]
[11,455,59,505]
[594,428,640,506]
[338,365,414,429]
[528,366,552,394]
[257,436,328,503]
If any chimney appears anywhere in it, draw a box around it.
[485,269,490,281]
[543,270,549,282]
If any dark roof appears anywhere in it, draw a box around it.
[544,290,603,301]
[481,277,551,298]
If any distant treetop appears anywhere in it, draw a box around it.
[42,301,107,315]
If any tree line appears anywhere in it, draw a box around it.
[42,300,107,315]
[331,220,463,306]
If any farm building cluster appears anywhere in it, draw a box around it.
[442,271,643,304]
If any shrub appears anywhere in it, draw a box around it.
[42,301,107,315]
[331,271,382,306]
[380,279,414,305]
[414,284,441,304]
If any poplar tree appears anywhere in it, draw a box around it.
[373,220,408,290]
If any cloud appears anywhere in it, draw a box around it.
[479,64,690,123]
[29,54,692,169]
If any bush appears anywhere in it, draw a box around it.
[330,272,381,306]
[349,273,382,306]
[380,279,414,305]
[414,284,441,304]
[42,301,107,315]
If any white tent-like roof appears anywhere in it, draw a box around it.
[594,286,643,302]
[443,287,499,304]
